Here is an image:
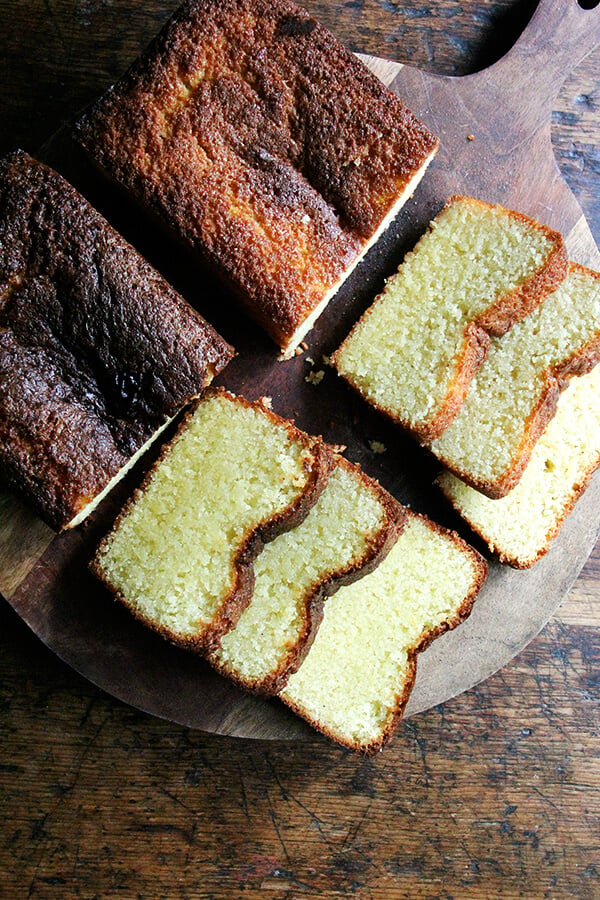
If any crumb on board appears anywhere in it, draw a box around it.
[305,369,325,386]
[368,440,387,454]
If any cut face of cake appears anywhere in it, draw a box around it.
[73,0,439,356]
[279,511,487,752]
[438,361,600,568]
[334,196,567,441]
[206,454,406,694]
[92,390,331,651]
[0,151,233,531]
[430,264,600,497]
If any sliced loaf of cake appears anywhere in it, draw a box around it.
[279,511,487,752]
[206,454,405,694]
[334,196,567,441]
[430,264,600,497]
[92,390,330,650]
[74,0,438,356]
[438,361,600,568]
[0,151,233,531]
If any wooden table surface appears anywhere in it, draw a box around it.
[1,0,599,897]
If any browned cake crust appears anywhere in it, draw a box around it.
[434,263,600,500]
[0,151,234,531]
[333,195,569,444]
[280,515,488,754]
[367,521,487,754]
[418,202,569,442]
[92,388,333,652]
[438,457,600,571]
[445,345,600,501]
[73,0,439,354]
[208,453,407,695]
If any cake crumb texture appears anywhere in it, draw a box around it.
[334,196,567,440]
[207,454,405,693]
[92,390,330,650]
[0,150,233,531]
[430,264,600,497]
[438,361,600,568]
[74,0,438,353]
[280,511,487,752]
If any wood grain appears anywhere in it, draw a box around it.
[2,0,599,739]
[1,597,598,898]
[0,0,599,896]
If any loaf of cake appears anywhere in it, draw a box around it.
[430,264,600,497]
[438,361,600,568]
[0,150,233,531]
[73,0,439,356]
[206,454,405,694]
[334,196,567,441]
[279,511,487,752]
[92,390,331,650]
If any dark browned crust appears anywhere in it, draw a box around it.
[91,388,332,653]
[436,264,600,499]
[0,150,234,531]
[280,512,488,753]
[334,195,568,443]
[209,452,407,694]
[73,0,439,352]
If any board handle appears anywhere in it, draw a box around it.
[489,0,600,106]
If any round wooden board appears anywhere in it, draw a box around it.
[2,0,600,741]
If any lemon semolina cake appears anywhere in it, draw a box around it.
[438,361,600,568]
[334,196,567,441]
[206,455,406,694]
[74,0,439,357]
[279,511,487,752]
[92,390,330,650]
[0,151,233,532]
[430,264,600,498]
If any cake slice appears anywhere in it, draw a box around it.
[0,150,233,531]
[438,362,600,568]
[279,511,487,752]
[430,264,600,497]
[334,196,567,441]
[206,454,405,694]
[73,0,439,356]
[92,390,331,651]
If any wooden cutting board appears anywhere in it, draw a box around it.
[1,0,599,741]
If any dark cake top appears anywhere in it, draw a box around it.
[0,150,234,529]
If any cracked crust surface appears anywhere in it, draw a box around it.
[0,151,233,530]
[74,0,438,353]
